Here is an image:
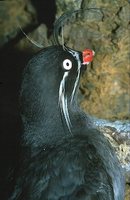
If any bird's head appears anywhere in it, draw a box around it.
[20,45,94,132]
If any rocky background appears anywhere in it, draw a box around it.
[0,0,130,199]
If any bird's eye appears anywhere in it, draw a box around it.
[62,59,72,71]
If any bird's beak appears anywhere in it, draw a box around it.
[82,49,95,65]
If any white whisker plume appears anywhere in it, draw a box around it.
[18,24,44,48]
[69,51,81,103]
[59,72,72,133]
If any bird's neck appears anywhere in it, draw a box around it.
[22,94,74,146]
[22,95,91,148]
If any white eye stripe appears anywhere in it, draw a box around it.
[63,59,72,70]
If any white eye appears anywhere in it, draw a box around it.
[63,59,72,71]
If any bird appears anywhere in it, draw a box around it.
[9,10,125,200]
[9,45,125,200]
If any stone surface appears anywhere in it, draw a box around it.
[56,0,82,17]
[78,0,130,120]
[125,183,130,200]
[0,0,36,48]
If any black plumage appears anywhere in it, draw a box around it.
[9,10,125,200]
[9,44,125,200]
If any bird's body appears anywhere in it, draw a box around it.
[9,45,125,200]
